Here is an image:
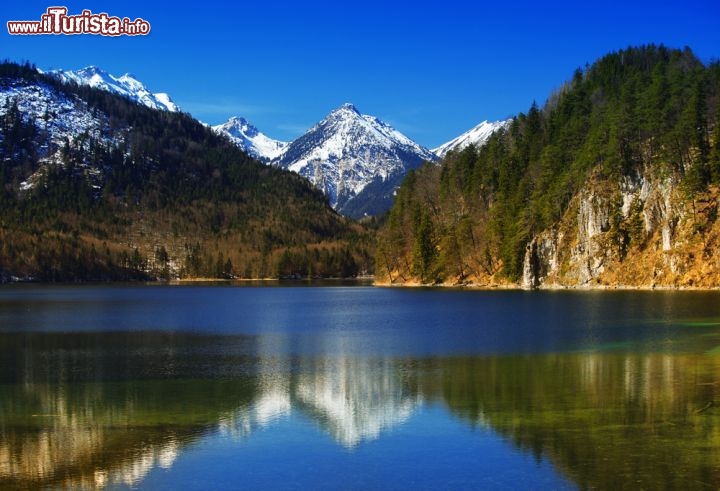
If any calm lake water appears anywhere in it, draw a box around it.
[1,284,719,490]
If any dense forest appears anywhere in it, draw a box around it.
[377,45,720,286]
[0,61,373,281]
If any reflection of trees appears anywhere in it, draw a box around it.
[429,354,720,490]
[0,332,422,488]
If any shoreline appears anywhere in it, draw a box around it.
[2,275,718,291]
[374,280,720,291]
[169,276,375,285]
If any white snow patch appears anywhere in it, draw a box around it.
[212,116,288,161]
[433,119,510,158]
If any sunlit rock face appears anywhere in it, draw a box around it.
[0,382,187,490]
[521,163,700,288]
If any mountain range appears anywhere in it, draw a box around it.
[212,107,508,217]
[41,66,506,217]
[0,61,372,281]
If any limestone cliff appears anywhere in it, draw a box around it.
[523,164,720,289]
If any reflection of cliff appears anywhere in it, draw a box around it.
[0,379,256,490]
[295,357,421,447]
[431,354,720,490]
[0,331,259,490]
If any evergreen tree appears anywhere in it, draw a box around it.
[411,210,436,283]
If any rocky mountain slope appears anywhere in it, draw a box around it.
[272,103,437,218]
[522,166,720,289]
[46,66,179,112]
[212,116,287,161]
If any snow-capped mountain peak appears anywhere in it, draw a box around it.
[338,102,359,112]
[212,116,288,161]
[46,66,179,112]
[433,119,510,158]
[273,103,437,217]
[224,116,258,137]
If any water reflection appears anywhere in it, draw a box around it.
[436,354,720,488]
[295,357,421,447]
[1,384,175,488]
[1,332,719,489]
[213,356,421,447]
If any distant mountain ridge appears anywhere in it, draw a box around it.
[45,66,180,112]
[433,119,510,158]
[214,108,511,217]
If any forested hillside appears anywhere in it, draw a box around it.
[377,46,720,287]
[0,62,372,281]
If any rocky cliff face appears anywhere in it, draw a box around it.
[522,164,720,289]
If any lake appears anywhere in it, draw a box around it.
[1,284,719,490]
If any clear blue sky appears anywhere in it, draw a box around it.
[4,0,720,148]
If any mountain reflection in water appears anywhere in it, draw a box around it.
[1,329,719,490]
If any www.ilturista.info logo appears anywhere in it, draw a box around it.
[7,7,150,36]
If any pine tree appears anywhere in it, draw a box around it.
[411,210,436,283]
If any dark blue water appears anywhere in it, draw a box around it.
[2,284,718,354]
[1,284,719,490]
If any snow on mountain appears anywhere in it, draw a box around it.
[273,103,437,217]
[212,116,288,161]
[0,84,110,143]
[0,79,119,191]
[433,119,510,158]
[152,93,179,112]
[45,66,179,112]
